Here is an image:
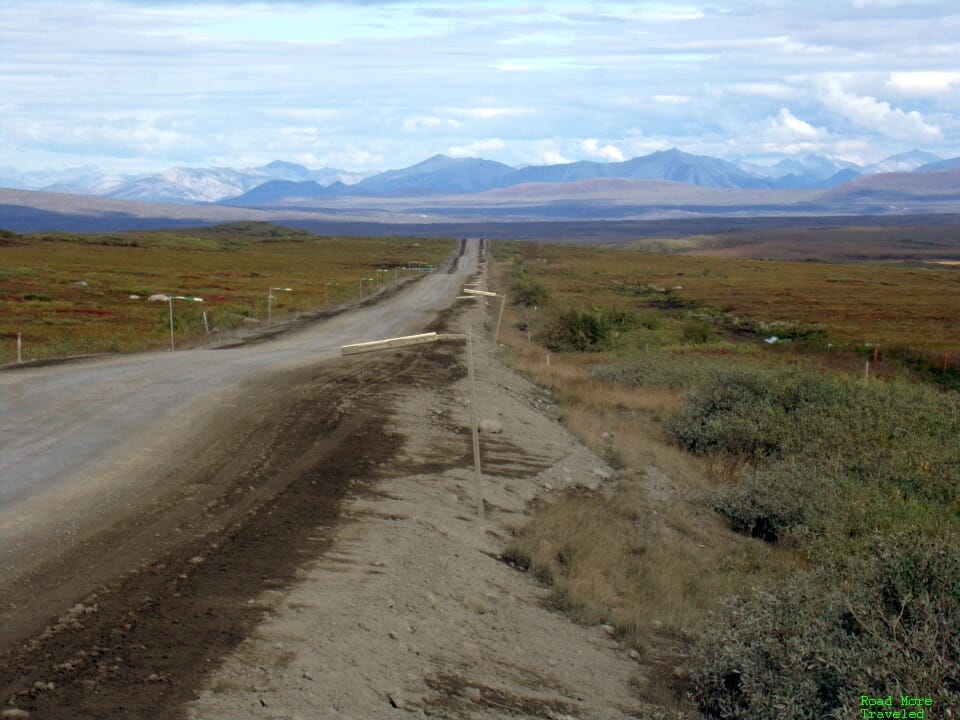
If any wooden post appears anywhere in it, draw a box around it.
[202,311,210,335]
[17,333,22,363]
[494,293,506,346]
[466,327,484,520]
[168,298,175,351]
[340,330,484,520]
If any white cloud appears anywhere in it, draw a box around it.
[447,138,507,157]
[538,149,569,165]
[261,108,343,121]
[653,95,693,105]
[765,108,825,142]
[321,146,382,170]
[444,107,533,120]
[723,83,803,100]
[887,71,960,96]
[581,138,625,162]
[10,116,188,155]
[4,1,960,173]
[818,81,942,140]
[617,6,705,21]
[402,115,461,131]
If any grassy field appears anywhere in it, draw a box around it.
[622,222,960,263]
[0,223,453,364]
[490,239,960,717]
[499,239,960,386]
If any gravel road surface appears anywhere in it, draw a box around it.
[0,239,476,649]
[0,238,653,719]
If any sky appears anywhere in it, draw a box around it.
[2,0,960,174]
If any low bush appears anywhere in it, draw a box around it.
[592,350,761,390]
[668,369,960,490]
[512,277,549,307]
[714,460,843,543]
[680,320,715,345]
[666,367,840,459]
[690,533,960,719]
[542,308,612,351]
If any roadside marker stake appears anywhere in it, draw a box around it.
[340,330,485,519]
[462,288,508,345]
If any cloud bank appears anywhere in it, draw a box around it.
[1,0,958,172]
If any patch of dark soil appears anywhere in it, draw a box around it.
[0,348,457,720]
[421,671,578,719]
[448,237,467,273]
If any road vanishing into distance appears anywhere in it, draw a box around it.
[0,239,479,646]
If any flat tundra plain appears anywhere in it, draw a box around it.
[0,242,651,719]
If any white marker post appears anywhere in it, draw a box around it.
[17,333,22,363]
[463,288,507,345]
[341,330,485,519]
[167,296,203,350]
[322,282,337,309]
[268,287,292,321]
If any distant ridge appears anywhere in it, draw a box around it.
[223,148,955,206]
[501,149,766,189]
[916,157,960,173]
[226,180,351,206]
[4,149,957,208]
[349,154,517,195]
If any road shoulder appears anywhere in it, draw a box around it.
[186,311,645,719]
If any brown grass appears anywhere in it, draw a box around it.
[494,265,797,715]
[501,239,960,360]
[0,225,453,364]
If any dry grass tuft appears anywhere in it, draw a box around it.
[494,263,797,715]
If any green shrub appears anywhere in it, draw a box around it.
[668,368,960,484]
[681,320,715,345]
[690,533,960,719]
[715,461,844,543]
[672,366,960,555]
[543,308,612,351]
[512,278,549,307]
[592,350,762,390]
[666,368,839,459]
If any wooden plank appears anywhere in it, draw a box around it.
[341,332,438,355]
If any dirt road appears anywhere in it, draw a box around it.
[0,241,649,719]
[0,240,475,648]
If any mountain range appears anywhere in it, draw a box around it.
[0,161,368,204]
[2,149,953,207]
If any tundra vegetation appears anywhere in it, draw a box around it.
[493,240,959,718]
[0,223,452,363]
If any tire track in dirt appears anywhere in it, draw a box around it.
[0,347,467,719]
